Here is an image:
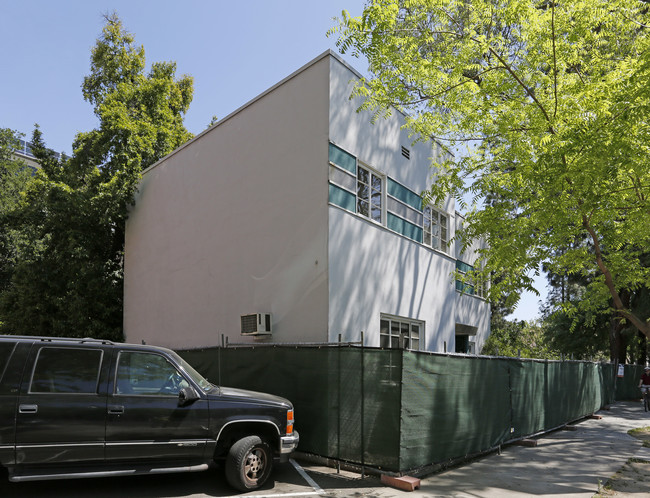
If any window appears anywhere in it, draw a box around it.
[0,342,16,383]
[475,274,487,298]
[455,260,488,298]
[328,143,358,213]
[357,165,383,223]
[30,348,102,394]
[115,351,189,396]
[423,207,449,253]
[380,316,423,350]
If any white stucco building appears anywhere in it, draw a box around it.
[123,51,490,352]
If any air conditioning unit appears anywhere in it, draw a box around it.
[240,313,272,336]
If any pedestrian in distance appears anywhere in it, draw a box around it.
[639,366,650,412]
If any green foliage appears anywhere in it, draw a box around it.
[542,308,610,361]
[482,316,558,359]
[541,246,650,361]
[0,128,34,299]
[332,0,650,337]
[0,14,193,340]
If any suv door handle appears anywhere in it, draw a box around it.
[108,405,124,415]
[19,404,38,414]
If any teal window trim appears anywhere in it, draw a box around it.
[456,260,473,273]
[387,213,423,243]
[329,143,356,174]
[329,184,356,213]
[387,178,423,211]
[455,260,476,295]
[455,279,475,295]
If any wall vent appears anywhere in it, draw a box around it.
[240,313,272,336]
[401,146,410,160]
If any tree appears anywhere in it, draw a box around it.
[332,0,650,339]
[541,245,650,362]
[482,318,557,359]
[0,128,34,298]
[0,14,193,339]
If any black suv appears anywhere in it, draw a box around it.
[0,335,298,491]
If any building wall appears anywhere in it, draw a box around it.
[124,51,490,352]
[124,55,332,349]
[454,213,491,350]
[326,55,488,352]
[328,207,458,350]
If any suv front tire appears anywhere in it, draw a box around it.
[225,435,272,491]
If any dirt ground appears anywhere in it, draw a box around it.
[595,427,650,497]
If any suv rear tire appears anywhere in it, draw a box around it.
[225,435,272,491]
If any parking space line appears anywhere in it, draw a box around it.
[220,459,324,498]
[227,493,321,498]
[290,458,324,495]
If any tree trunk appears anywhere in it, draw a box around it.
[583,217,650,339]
[609,316,627,364]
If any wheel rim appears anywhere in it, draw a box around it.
[244,448,267,483]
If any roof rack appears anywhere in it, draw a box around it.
[0,335,114,345]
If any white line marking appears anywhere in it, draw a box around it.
[291,458,325,495]
[221,459,324,498]
[224,493,321,498]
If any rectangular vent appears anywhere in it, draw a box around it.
[401,146,410,160]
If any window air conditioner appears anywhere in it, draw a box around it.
[240,313,272,336]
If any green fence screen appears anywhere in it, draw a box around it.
[178,346,634,473]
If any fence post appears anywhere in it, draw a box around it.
[337,333,342,473]
[219,334,223,386]
[360,330,365,479]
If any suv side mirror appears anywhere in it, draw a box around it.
[178,386,200,407]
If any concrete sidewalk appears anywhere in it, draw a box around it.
[411,401,650,497]
[303,401,650,497]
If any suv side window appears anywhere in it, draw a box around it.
[30,347,103,394]
[115,351,189,396]
[0,342,17,382]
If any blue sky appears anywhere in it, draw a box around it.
[0,0,544,321]
[1,0,365,153]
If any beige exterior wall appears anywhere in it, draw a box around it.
[124,55,332,349]
[124,51,491,353]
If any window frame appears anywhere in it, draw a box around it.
[356,162,385,225]
[29,347,103,395]
[380,315,424,351]
[455,261,488,299]
[423,206,449,253]
[114,350,190,397]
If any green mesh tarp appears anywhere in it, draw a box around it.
[616,364,645,400]
[509,360,604,438]
[399,353,511,469]
[178,346,627,473]
[178,346,401,469]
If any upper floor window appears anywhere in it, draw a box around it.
[357,165,383,223]
[423,207,449,253]
[455,260,488,298]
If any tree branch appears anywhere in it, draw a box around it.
[551,1,558,119]
[582,215,650,338]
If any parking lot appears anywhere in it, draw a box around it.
[2,402,649,498]
[0,458,384,498]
